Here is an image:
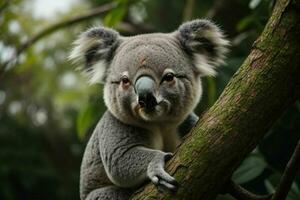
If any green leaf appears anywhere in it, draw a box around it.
[265,174,300,200]
[289,182,300,200]
[232,154,267,184]
[104,0,128,27]
[76,104,99,140]
[249,0,262,9]
[237,16,255,32]
[265,179,276,193]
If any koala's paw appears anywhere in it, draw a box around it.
[147,152,178,193]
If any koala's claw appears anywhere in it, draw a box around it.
[149,171,178,186]
[147,152,178,193]
[154,177,178,193]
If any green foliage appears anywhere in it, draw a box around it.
[265,174,300,200]
[104,0,128,27]
[0,0,299,199]
[232,151,267,184]
[76,102,104,140]
[77,105,97,140]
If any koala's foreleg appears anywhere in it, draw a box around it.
[97,112,178,194]
[101,145,178,192]
[85,186,132,200]
[146,149,178,192]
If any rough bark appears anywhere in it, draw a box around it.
[131,0,300,199]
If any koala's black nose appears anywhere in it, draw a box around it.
[135,76,157,109]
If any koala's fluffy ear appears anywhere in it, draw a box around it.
[177,19,229,76]
[69,27,120,84]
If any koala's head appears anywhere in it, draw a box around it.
[70,19,229,127]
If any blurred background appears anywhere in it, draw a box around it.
[0,0,299,199]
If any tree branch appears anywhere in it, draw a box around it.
[226,138,300,200]
[227,181,271,200]
[271,139,300,200]
[0,2,155,78]
[131,0,300,199]
[16,2,116,54]
[0,2,117,75]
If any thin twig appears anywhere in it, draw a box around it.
[227,139,300,200]
[227,181,272,200]
[271,140,300,200]
[15,2,116,55]
[0,2,117,75]
[0,2,155,78]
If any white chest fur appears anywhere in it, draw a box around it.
[149,126,181,152]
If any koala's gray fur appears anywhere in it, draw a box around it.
[69,19,229,200]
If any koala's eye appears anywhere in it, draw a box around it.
[121,76,130,85]
[162,73,175,82]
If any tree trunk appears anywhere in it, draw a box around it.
[131,0,300,199]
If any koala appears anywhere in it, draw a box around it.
[69,19,229,200]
